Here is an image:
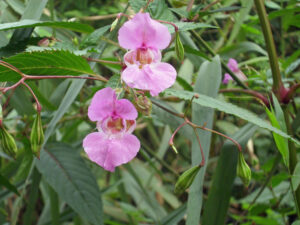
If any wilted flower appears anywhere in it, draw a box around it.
[83,87,140,172]
[222,58,247,84]
[118,13,177,96]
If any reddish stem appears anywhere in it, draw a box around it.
[22,82,42,113]
[193,128,205,166]
[169,121,188,146]
[0,78,25,93]
[219,88,269,106]
[156,20,178,32]
[283,82,300,103]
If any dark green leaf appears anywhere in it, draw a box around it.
[0,20,94,33]
[0,50,96,82]
[0,174,19,195]
[36,143,103,225]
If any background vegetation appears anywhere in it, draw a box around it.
[0,0,299,224]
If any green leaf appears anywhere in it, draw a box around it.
[183,44,210,61]
[36,143,103,225]
[187,55,221,225]
[202,123,257,225]
[105,74,121,89]
[161,204,187,225]
[0,173,19,196]
[81,25,110,47]
[0,50,96,82]
[163,90,300,146]
[165,22,216,33]
[265,94,289,166]
[0,20,94,33]
[129,0,146,13]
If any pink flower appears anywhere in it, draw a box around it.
[83,87,140,172]
[118,13,177,96]
[222,73,233,84]
[223,58,247,84]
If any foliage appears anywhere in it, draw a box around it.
[0,0,299,224]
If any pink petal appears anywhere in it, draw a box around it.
[83,132,140,172]
[103,134,140,172]
[88,87,116,121]
[83,132,110,168]
[115,99,138,120]
[227,58,239,72]
[144,62,177,96]
[122,65,152,90]
[222,73,233,84]
[122,62,177,96]
[118,13,171,50]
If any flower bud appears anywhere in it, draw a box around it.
[237,152,251,187]
[175,32,184,61]
[30,113,44,158]
[110,17,119,32]
[175,165,201,195]
[134,96,152,116]
[0,125,18,159]
[38,38,50,47]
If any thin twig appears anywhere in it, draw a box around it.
[22,82,42,112]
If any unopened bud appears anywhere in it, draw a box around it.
[30,113,44,158]
[175,32,184,61]
[170,143,178,154]
[0,125,18,159]
[175,165,201,195]
[38,38,50,47]
[237,152,251,187]
[110,17,119,32]
[134,96,152,116]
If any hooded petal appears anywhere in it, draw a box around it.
[103,134,140,172]
[88,87,116,121]
[115,99,138,120]
[118,13,171,50]
[83,132,140,172]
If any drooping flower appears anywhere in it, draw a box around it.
[222,73,233,84]
[222,58,247,84]
[83,87,140,172]
[118,13,177,96]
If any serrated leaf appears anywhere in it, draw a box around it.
[0,50,96,82]
[0,19,94,33]
[129,0,146,13]
[36,143,103,225]
[164,89,300,146]
[165,22,216,33]
[105,74,121,89]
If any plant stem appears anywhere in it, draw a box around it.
[254,0,282,96]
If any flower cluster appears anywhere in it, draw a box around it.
[83,88,140,172]
[223,58,247,84]
[83,13,176,172]
[118,13,177,96]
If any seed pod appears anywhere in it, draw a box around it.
[30,113,44,158]
[175,32,184,61]
[237,152,251,187]
[174,165,201,195]
[110,17,119,32]
[0,125,18,159]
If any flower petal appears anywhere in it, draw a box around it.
[227,58,239,72]
[115,99,138,120]
[103,134,140,172]
[118,13,171,50]
[83,132,109,168]
[122,65,152,90]
[88,87,116,121]
[122,62,177,96]
[83,132,140,172]
[144,62,177,96]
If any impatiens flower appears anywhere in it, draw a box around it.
[222,73,233,84]
[83,87,140,172]
[118,13,177,96]
[222,58,247,84]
